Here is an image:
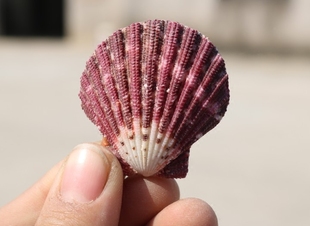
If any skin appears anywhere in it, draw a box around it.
[0,143,217,226]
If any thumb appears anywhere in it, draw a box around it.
[35,143,123,226]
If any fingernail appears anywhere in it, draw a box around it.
[61,144,110,203]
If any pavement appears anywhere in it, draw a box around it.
[0,38,309,226]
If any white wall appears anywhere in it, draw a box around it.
[65,0,310,52]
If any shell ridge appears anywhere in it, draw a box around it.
[155,138,177,171]
[109,31,133,130]
[79,91,96,125]
[156,27,201,168]
[173,69,229,152]
[86,55,120,138]
[80,72,100,127]
[176,79,229,153]
[81,70,128,161]
[172,54,227,145]
[141,20,156,171]
[151,21,182,122]
[95,42,137,168]
[167,47,219,143]
[157,28,199,139]
[125,23,144,172]
[147,21,183,174]
[108,32,142,171]
[96,42,128,138]
[164,38,214,141]
[139,20,165,174]
[80,72,107,134]
[80,71,118,149]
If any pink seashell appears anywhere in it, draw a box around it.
[79,20,229,178]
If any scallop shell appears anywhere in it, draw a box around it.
[79,20,229,178]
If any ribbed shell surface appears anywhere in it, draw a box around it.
[79,20,229,178]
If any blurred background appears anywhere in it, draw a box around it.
[0,0,309,225]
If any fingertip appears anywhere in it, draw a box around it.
[119,176,180,226]
[184,198,218,226]
[148,198,218,226]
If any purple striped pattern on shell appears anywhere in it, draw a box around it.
[79,20,229,178]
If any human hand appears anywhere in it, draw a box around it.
[0,143,217,226]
